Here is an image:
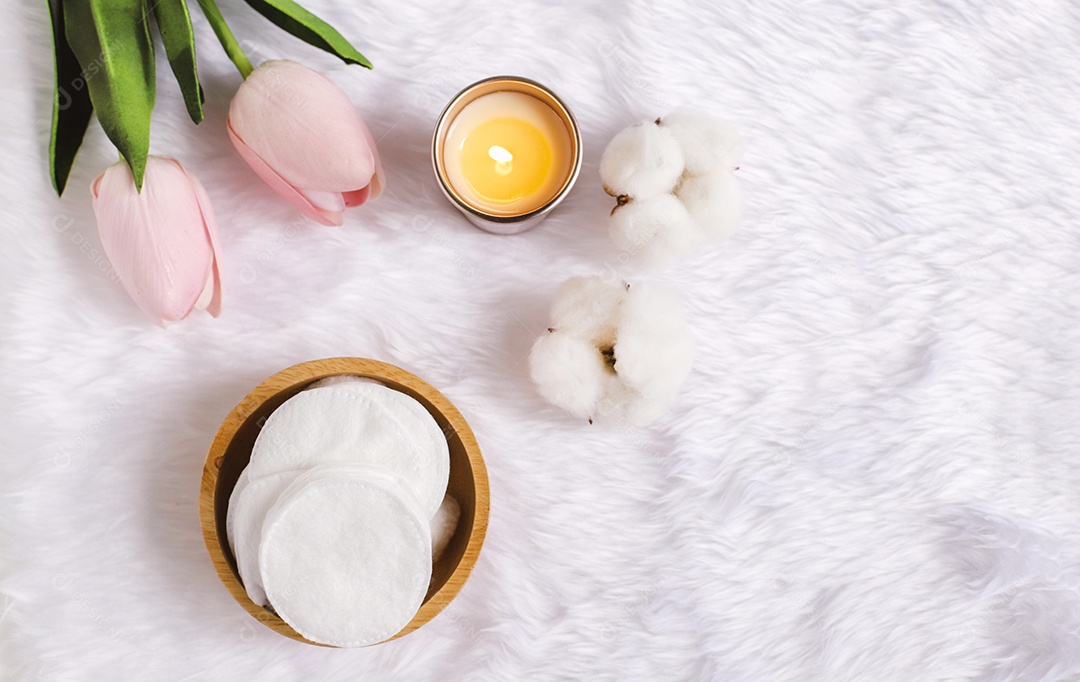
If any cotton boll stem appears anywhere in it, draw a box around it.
[600,344,617,371]
[610,194,631,217]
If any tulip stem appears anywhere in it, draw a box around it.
[195,0,255,78]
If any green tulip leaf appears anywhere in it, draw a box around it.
[62,0,155,190]
[153,0,204,124]
[241,0,373,69]
[47,0,94,196]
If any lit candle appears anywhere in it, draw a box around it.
[444,91,572,216]
[433,77,582,234]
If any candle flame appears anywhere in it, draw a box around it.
[489,145,513,176]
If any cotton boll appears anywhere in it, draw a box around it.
[529,331,611,419]
[613,284,694,415]
[599,122,685,200]
[662,106,743,174]
[431,495,461,563]
[549,276,627,344]
[610,194,707,270]
[531,277,694,427]
[676,171,743,241]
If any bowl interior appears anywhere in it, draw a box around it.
[201,358,487,646]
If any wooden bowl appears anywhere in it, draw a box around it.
[199,357,489,646]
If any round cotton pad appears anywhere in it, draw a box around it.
[227,470,302,607]
[430,495,461,564]
[225,468,250,559]
[259,472,432,647]
[249,386,446,517]
[306,382,450,516]
[273,463,429,521]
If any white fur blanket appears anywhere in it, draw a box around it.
[2,0,1079,680]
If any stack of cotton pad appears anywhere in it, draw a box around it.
[226,376,456,647]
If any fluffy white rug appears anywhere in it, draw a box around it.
[2,0,1079,679]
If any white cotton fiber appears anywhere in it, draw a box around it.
[304,382,450,516]
[528,331,611,419]
[431,495,461,564]
[610,194,706,270]
[249,386,446,517]
[675,171,743,241]
[599,122,685,200]
[260,468,431,647]
[588,376,632,427]
[225,468,250,559]
[529,276,694,427]
[227,470,299,607]
[548,276,627,344]
[662,106,743,174]
[614,283,695,401]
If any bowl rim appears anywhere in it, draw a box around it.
[198,357,489,647]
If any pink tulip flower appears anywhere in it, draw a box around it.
[227,60,384,226]
[91,156,223,326]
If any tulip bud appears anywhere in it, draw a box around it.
[91,156,223,326]
[227,60,384,226]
